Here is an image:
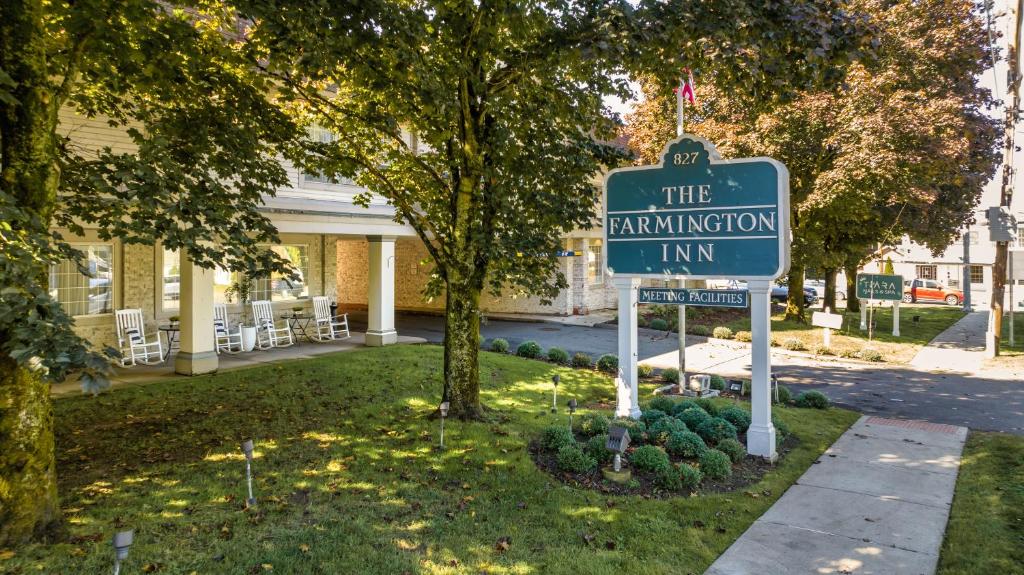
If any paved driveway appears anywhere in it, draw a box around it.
[389,313,1024,435]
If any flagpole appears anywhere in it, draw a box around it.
[676,75,686,391]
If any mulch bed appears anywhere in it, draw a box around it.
[529,432,799,498]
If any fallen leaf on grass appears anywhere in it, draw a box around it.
[495,536,511,553]
[299,543,310,553]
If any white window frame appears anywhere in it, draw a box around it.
[50,242,117,319]
[253,244,311,303]
[300,126,356,187]
[587,239,604,286]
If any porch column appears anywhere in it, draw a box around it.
[366,235,398,346]
[174,252,218,375]
[613,276,641,418]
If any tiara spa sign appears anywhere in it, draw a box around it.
[604,136,790,279]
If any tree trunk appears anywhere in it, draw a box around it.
[823,267,837,311]
[0,357,61,544]
[442,281,485,419]
[784,264,807,322]
[845,261,860,313]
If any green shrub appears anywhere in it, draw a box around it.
[596,354,619,373]
[576,413,610,437]
[630,445,670,473]
[611,417,647,441]
[812,345,834,356]
[695,417,738,445]
[678,406,712,430]
[655,464,682,490]
[571,352,593,368]
[661,367,680,383]
[516,340,543,359]
[479,334,485,348]
[540,425,575,452]
[709,374,726,391]
[699,449,732,480]
[557,444,597,473]
[649,318,670,331]
[648,417,688,444]
[712,326,734,339]
[679,463,703,490]
[782,337,806,351]
[717,438,746,463]
[671,400,702,416]
[547,347,570,364]
[795,390,831,409]
[734,330,752,342]
[774,384,792,405]
[718,406,752,433]
[637,363,654,378]
[665,431,707,458]
[773,414,790,440]
[637,317,650,328]
[688,325,711,336]
[640,408,667,426]
[584,434,612,464]
[741,379,751,396]
[647,396,676,413]
[490,338,509,353]
[859,348,883,362]
[693,398,719,416]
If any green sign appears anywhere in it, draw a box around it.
[638,287,749,308]
[603,135,790,279]
[856,274,904,301]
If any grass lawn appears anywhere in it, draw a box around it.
[720,305,965,363]
[2,346,858,575]
[937,431,1024,574]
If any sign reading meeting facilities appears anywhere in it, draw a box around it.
[856,274,903,301]
[604,136,790,280]
[638,287,749,308]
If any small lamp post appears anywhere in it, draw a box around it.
[567,398,577,431]
[551,374,559,413]
[438,401,450,450]
[605,426,631,473]
[241,439,256,508]
[771,374,779,404]
[112,530,133,575]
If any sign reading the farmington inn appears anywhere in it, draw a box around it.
[604,136,790,280]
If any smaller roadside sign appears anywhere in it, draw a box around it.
[856,274,903,301]
[515,250,582,257]
[811,311,844,330]
[637,287,749,308]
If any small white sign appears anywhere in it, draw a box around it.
[812,311,844,330]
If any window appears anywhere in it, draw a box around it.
[253,245,310,302]
[302,127,354,185]
[916,265,937,280]
[162,248,180,311]
[968,231,979,245]
[925,280,939,289]
[970,265,984,284]
[49,245,113,316]
[587,240,603,285]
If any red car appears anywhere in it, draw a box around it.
[902,278,963,306]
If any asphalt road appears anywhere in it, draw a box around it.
[386,313,1024,435]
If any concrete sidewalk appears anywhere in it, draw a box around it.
[910,310,987,374]
[706,416,967,575]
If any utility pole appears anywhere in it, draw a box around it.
[988,0,1023,357]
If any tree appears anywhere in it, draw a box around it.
[1,1,300,544]
[241,0,871,418]
[628,0,999,321]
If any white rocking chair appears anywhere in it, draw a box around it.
[251,300,293,349]
[115,308,165,366]
[213,303,243,354]
[311,296,350,341]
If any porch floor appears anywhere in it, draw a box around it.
[51,332,428,398]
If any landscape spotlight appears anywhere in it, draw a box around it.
[551,374,560,413]
[605,426,631,472]
[112,530,133,575]
[567,398,578,430]
[241,439,256,508]
[439,401,450,450]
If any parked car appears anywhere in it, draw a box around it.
[903,278,963,306]
[771,285,818,306]
[805,279,846,301]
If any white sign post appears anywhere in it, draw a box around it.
[746,280,776,458]
[613,276,641,419]
[812,308,844,348]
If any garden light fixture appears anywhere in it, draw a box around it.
[567,398,577,430]
[439,401,450,450]
[606,426,631,472]
[551,374,559,413]
[241,439,256,507]
[111,530,133,575]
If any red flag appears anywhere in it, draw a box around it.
[681,69,696,104]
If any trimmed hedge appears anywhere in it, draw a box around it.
[648,417,688,445]
[571,352,593,368]
[782,337,806,351]
[540,425,575,452]
[712,326,734,339]
[547,347,570,364]
[655,464,682,490]
[717,438,746,463]
[665,431,707,458]
[516,340,543,359]
[695,417,738,445]
[709,374,726,391]
[640,409,668,426]
[596,354,619,373]
[774,384,792,405]
[661,367,680,383]
[630,445,670,473]
[699,449,732,480]
[795,390,831,409]
[647,396,676,413]
[637,363,654,378]
[671,400,702,416]
[583,434,612,464]
[576,413,610,437]
[718,406,752,434]
[693,398,719,416]
[688,325,711,336]
[557,444,597,473]
[734,330,752,342]
[611,417,647,441]
[490,338,509,353]
[678,406,712,430]
[679,463,703,490]
[649,318,670,331]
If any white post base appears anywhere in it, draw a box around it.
[747,279,777,460]
[892,301,900,337]
[613,276,641,419]
[860,306,867,330]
